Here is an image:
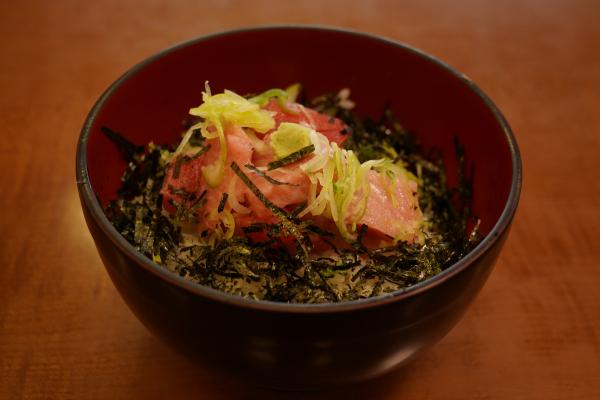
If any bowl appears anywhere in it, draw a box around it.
[76,26,521,389]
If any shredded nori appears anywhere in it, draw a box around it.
[172,144,212,180]
[102,89,481,303]
[172,156,184,179]
[217,193,228,213]
[266,144,315,170]
[245,164,298,186]
[231,162,311,256]
[101,126,144,161]
[102,132,179,265]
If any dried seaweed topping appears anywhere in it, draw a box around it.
[101,126,144,161]
[217,192,229,213]
[244,164,298,186]
[230,161,311,256]
[103,86,482,304]
[266,144,315,170]
[248,84,301,114]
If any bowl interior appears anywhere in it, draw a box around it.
[84,26,516,267]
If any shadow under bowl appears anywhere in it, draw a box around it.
[76,26,521,389]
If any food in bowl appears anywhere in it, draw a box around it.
[78,26,521,388]
[103,83,481,303]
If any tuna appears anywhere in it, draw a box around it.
[161,98,423,247]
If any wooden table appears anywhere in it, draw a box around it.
[1,1,599,398]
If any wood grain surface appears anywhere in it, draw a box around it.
[1,0,599,398]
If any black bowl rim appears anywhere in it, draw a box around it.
[76,24,522,314]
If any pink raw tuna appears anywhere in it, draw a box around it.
[161,102,422,247]
[161,125,253,230]
[263,100,348,146]
[161,125,311,231]
[353,171,422,242]
[252,100,347,167]
[235,166,311,227]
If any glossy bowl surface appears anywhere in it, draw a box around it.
[76,26,521,388]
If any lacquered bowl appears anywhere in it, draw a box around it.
[76,26,521,389]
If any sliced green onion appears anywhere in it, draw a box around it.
[249,87,299,115]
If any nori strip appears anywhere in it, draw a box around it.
[101,126,144,161]
[230,162,311,256]
[172,144,211,179]
[172,156,184,179]
[244,164,299,186]
[217,193,228,213]
[185,144,211,162]
[266,144,315,170]
[167,184,196,201]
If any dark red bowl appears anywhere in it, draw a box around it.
[76,26,521,389]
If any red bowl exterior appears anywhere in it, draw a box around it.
[76,26,521,388]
